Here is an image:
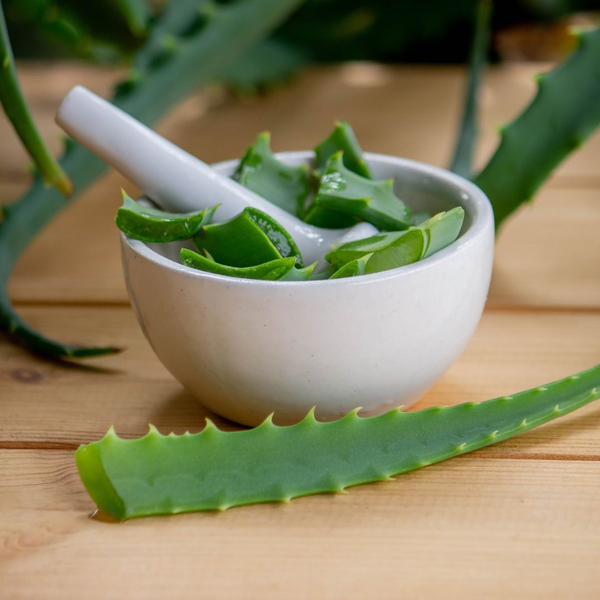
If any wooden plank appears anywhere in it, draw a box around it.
[2,62,599,181]
[1,306,599,456]
[2,64,598,308]
[1,450,599,599]
[488,187,600,309]
[4,179,599,308]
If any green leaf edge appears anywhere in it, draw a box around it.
[76,363,600,520]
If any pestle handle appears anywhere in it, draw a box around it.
[56,86,377,264]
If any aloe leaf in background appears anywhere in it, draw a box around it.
[475,26,600,229]
[449,0,491,179]
[0,0,305,359]
[313,151,412,230]
[108,0,150,37]
[3,0,149,63]
[0,0,72,196]
[75,364,600,520]
[194,207,303,267]
[234,131,310,216]
[220,39,308,93]
[116,192,217,243]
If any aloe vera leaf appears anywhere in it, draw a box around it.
[421,206,465,258]
[329,253,373,279]
[220,39,308,93]
[303,121,372,228]
[0,1,72,197]
[181,249,296,280]
[115,191,217,242]
[107,0,150,37]
[301,201,358,229]
[0,0,304,358]
[326,209,464,274]
[76,364,600,520]
[194,207,302,268]
[410,211,432,226]
[474,27,600,229]
[326,229,424,272]
[314,152,412,230]
[314,121,372,178]
[280,262,317,281]
[449,0,491,178]
[233,131,310,216]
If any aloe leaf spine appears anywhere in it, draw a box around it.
[475,26,600,229]
[76,364,600,520]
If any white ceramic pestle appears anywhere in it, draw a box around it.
[55,86,378,265]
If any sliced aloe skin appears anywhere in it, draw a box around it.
[313,152,412,231]
[304,121,372,228]
[194,207,303,268]
[326,208,465,275]
[114,192,218,243]
[182,249,316,282]
[233,132,310,217]
[75,364,600,520]
[280,262,318,281]
[329,253,373,279]
[181,250,297,281]
[314,120,372,178]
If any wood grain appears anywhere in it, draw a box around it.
[3,65,600,309]
[1,451,600,600]
[1,63,599,599]
[1,306,599,457]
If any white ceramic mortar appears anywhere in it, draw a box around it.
[121,152,494,427]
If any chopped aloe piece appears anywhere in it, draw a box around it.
[418,207,465,258]
[234,132,310,217]
[411,211,432,226]
[181,249,296,280]
[194,207,303,268]
[115,191,217,243]
[314,121,372,178]
[303,121,372,228]
[314,152,412,231]
[280,262,318,281]
[329,253,373,279]
[301,202,358,229]
[246,207,303,266]
[326,208,465,275]
[364,230,427,274]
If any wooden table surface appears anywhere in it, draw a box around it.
[1,62,599,599]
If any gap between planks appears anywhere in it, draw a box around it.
[10,300,600,314]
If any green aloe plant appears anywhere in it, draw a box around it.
[0,1,72,196]
[0,0,304,358]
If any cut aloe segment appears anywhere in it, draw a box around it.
[234,132,310,217]
[314,121,372,178]
[313,152,412,230]
[181,249,296,280]
[194,207,303,268]
[115,191,217,243]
